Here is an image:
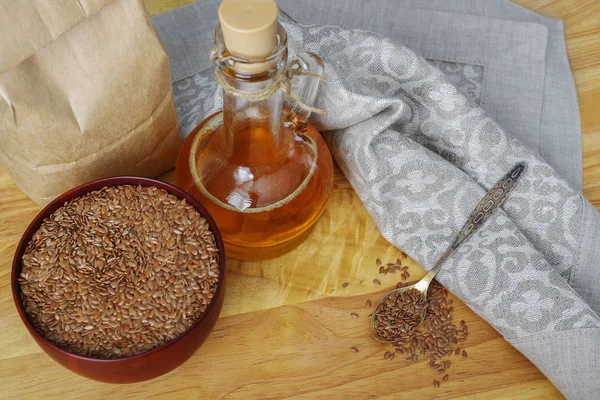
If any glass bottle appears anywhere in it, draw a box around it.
[175,0,334,260]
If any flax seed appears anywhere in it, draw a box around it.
[19,185,220,359]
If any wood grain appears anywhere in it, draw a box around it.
[0,0,598,398]
[1,289,562,399]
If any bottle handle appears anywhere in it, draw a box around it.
[284,52,325,128]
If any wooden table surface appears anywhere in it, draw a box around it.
[1,0,599,398]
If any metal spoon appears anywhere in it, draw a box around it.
[370,162,527,343]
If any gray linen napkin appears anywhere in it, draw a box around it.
[277,0,583,192]
[152,2,599,398]
[153,0,582,191]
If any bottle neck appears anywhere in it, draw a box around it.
[221,71,287,161]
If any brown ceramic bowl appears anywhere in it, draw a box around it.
[11,176,226,383]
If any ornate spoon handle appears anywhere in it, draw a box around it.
[452,162,527,250]
[416,162,527,290]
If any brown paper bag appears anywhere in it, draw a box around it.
[0,0,181,206]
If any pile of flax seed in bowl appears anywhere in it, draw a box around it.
[18,185,220,359]
[351,257,470,389]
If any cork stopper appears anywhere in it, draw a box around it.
[218,0,279,73]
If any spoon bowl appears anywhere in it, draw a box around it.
[370,280,430,343]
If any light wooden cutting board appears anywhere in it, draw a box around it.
[1,0,599,398]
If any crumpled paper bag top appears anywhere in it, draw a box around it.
[0,0,180,206]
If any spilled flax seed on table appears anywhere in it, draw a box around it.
[363,257,469,388]
[384,281,469,387]
[18,185,219,359]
